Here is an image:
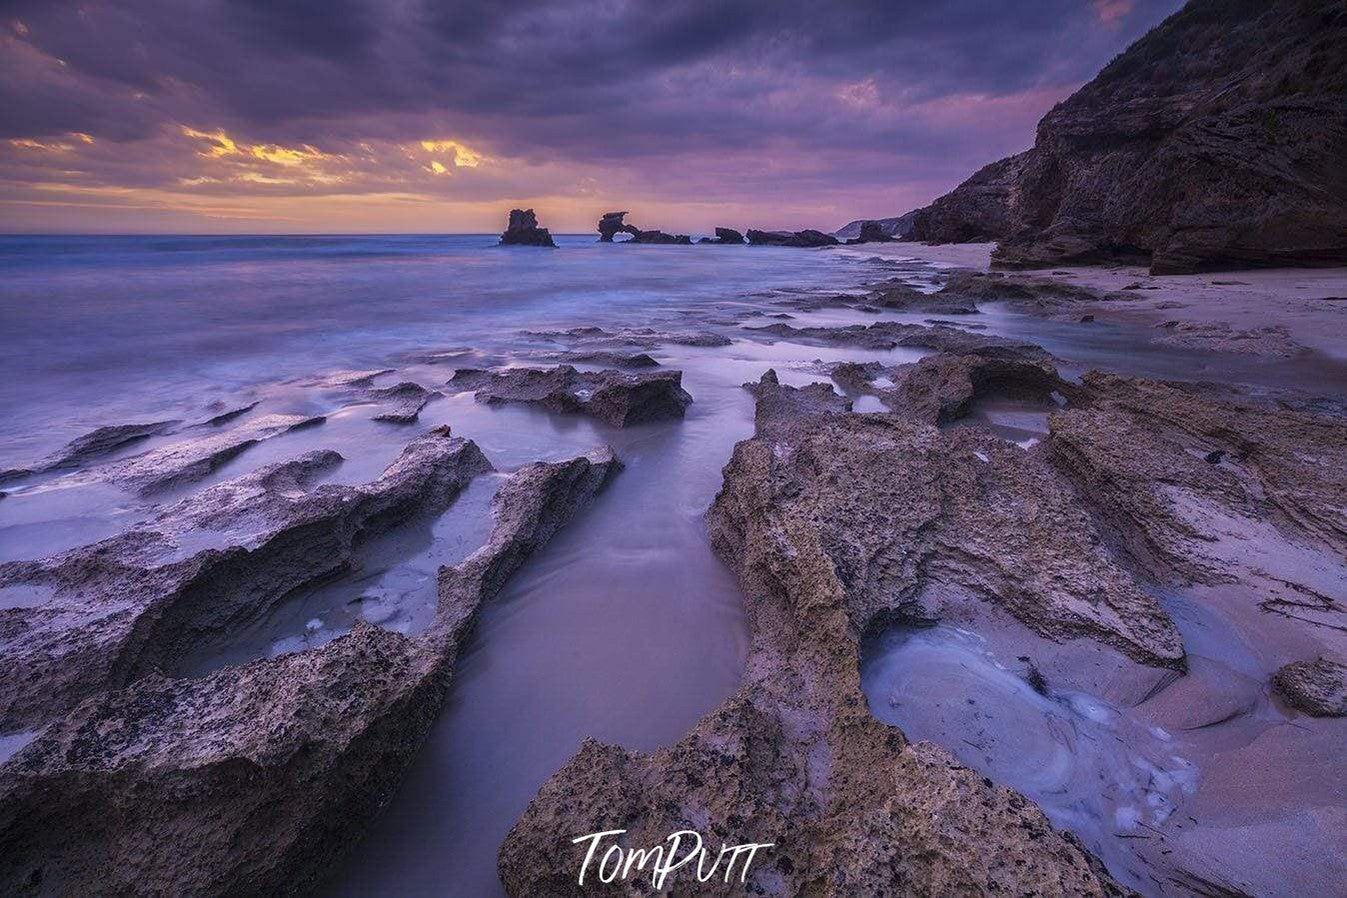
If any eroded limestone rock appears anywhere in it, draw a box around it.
[1272,658,1347,717]
[369,381,440,424]
[0,428,487,729]
[0,446,619,897]
[500,373,1178,896]
[447,365,692,426]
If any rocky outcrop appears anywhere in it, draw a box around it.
[698,226,746,245]
[524,324,731,349]
[834,211,918,241]
[597,211,637,242]
[0,446,619,897]
[1149,320,1309,358]
[500,370,1182,895]
[534,350,659,368]
[844,220,899,245]
[1272,658,1347,716]
[747,320,1052,358]
[1046,373,1347,619]
[0,427,488,729]
[746,228,840,248]
[937,270,1123,309]
[627,229,691,245]
[498,209,556,247]
[908,0,1347,273]
[844,352,1072,425]
[368,381,440,424]
[0,420,179,485]
[96,413,325,496]
[446,365,692,426]
[597,211,691,244]
[908,152,1032,245]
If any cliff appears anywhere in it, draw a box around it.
[911,0,1347,274]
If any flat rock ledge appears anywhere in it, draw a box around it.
[0,427,488,730]
[0,439,619,896]
[447,365,692,427]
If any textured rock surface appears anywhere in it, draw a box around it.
[844,220,898,245]
[498,208,556,247]
[0,420,180,485]
[842,352,1073,425]
[747,320,1051,358]
[909,152,1033,245]
[500,372,1171,895]
[0,446,619,897]
[96,412,326,496]
[910,0,1347,273]
[1149,320,1309,358]
[1047,373,1347,629]
[1273,658,1347,716]
[535,350,660,368]
[0,428,488,729]
[447,365,692,426]
[368,381,440,423]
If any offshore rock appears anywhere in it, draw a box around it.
[698,226,746,244]
[498,209,556,247]
[747,320,1052,358]
[746,228,841,248]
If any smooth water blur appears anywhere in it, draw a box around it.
[0,234,883,466]
[0,234,903,897]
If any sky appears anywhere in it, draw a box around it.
[0,0,1185,234]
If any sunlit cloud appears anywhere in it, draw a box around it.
[1093,0,1134,26]
[417,139,488,168]
[7,132,95,153]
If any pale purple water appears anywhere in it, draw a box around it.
[4,235,1343,896]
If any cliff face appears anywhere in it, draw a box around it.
[913,0,1347,274]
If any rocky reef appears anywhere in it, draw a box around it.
[501,332,1347,892]
[906,0,1347,273]
[0,432,619,895]
[446,365,692,426]
[499,363,1202,894]
[498,209,556,247]
[698,227,746,245]
[746,228,840,248]
[596,211,691,244]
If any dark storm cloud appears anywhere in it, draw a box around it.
[0,0,1186,231]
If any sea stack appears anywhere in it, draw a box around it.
[498,209,556,247]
